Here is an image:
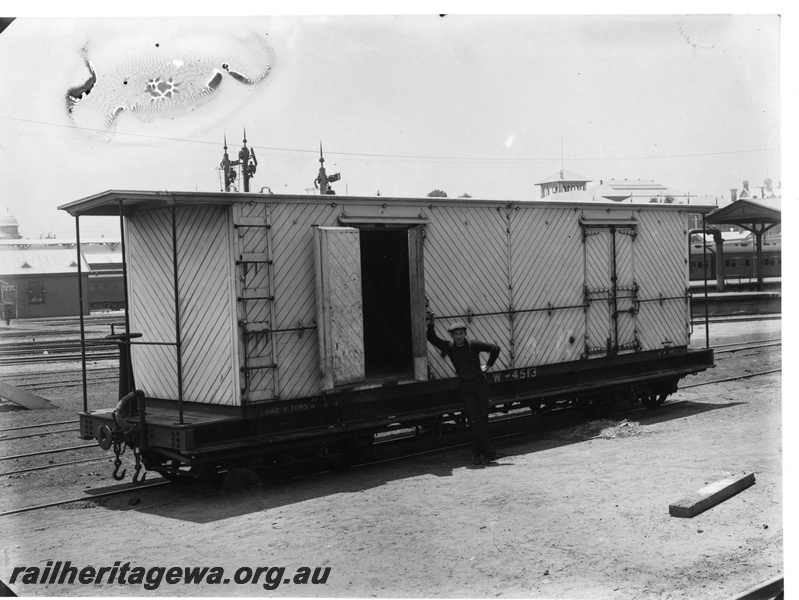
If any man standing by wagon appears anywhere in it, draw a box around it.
[427,314,504,465]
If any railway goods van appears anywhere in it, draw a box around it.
[60,190,715,482]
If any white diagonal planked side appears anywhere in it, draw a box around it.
[510,207,585,309]
[512,309,585,366]
[243,331,274,397]
[584,230,612,356]
[237,202,270,327]
[276,333,320,398]
[424,205,510,315]
[635,211,687,301]
[634,211,690,348]
[269,202,338,399]
[176,205,238,405]
[614,231,637,353]
[510,206,585,368]
[234,202,274,401]
[127,209,180,399]
[585,229,611,291]
[423,206,512,379]
[637,301,688,349]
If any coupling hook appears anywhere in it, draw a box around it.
[112,456,126,481]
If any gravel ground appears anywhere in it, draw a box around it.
[0,318,784,598]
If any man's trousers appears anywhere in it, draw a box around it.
[459,375,496,459]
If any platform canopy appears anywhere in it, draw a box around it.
[705,197,781,227]
[704,198,781,289]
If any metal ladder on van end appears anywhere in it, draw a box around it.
[233,203,280,401]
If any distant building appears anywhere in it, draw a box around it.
[587,179,688,203]
[0,224,122,319]
[535,175,691,204]
[535,170,592,198]
[725,177,781,238]
[0,214,22,239]
[0,247,90,319]
[730,176,780,203]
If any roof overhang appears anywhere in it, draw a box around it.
[58,190,246,217]
[705,198,781,226]
[59,189,720,218]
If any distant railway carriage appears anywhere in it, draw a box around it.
[689,240,781,283]
[59,190,715,482]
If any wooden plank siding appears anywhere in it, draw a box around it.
[233,202,275,401]
[584,228,614,357]
[407,226,429,380]
[314,227,366,388]
[127,209,179,399]
[121,196,694,406]
[635,210,691,349]
[269,202,339,400]
[127,205,239,405]
[508,206,585,367]
[266,200,691,393]
[614,230,638,354]
[424,205,513,379]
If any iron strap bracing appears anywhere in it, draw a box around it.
[585,285,639,294]
[170,203,185,425]
[435,304,587,321]
[237,295,275,301]
[269,326,316,334]
[235,325,318,335]
[637,295,689,303]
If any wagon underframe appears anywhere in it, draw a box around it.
[78,346,713,480]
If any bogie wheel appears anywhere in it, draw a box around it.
[322,441,361,470]
[221,467,262,492]
[642,394,668,409]
[580,396,611,418]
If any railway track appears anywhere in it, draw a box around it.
[0,363,781,519]
[703,337,781,355]
[16,374,119,392]
[1,352,119,366]
[5,366,118,390]
[0,338,120,367]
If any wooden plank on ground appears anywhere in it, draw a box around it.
[669,473,756,518]
[0,381,58,410]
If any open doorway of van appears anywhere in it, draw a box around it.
[359,228,414,380]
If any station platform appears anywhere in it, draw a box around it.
[689,277,781,292]
[690,281,781,319]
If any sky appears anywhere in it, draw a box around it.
[0,5,791,239]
